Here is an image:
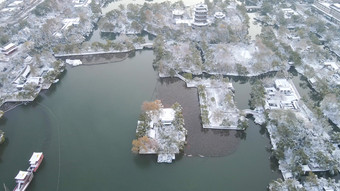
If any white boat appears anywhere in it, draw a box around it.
[28,152,44,172]
[13,171,33,191]
[53,79,59,84]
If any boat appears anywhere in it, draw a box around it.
[28,152,44,172]
[53,79,59,84]
[13,171,33,191]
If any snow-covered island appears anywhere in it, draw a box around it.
[182,76,248,130]
[132,100,187,163]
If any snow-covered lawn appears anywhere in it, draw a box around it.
[321,94,340,127]
[185,78,246,130]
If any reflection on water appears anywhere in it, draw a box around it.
[153,78,242,156]
[0,50,285,190]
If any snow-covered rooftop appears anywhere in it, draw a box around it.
[61,18,80,31]
[15,171,28,180]
[8,0,23,8]
[324,62,339,70]
[22,65,31,78]
[214,12,225,19]
[29,152,43,164]
[275,79,292,90]
[148,129,156,139]
[2,43,16,52]
[331,3,340,10]
[160,108,175,124]
[172,10,184,16]
[282,171,293,180]
[320,2,331,8]
[26,77,41,85]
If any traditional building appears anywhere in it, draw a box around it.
[330,3,340,22]
[214,12,225,19]
[172,9,184,20]
[193,3,208,27]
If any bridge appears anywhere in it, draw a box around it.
[245,6,261,12]
[54,43,153,58]
[242,109,264,122]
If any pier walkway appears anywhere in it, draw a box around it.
[54,43,153,58]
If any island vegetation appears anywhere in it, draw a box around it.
[132,100,187,163]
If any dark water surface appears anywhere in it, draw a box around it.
[0,50,280,191]
[154,78,241,157]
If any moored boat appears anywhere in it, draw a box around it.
[28,152,44,172]
[13,171,33,191]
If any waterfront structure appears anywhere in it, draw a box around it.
[265,79,300,110]
[28,152,44,172]
[134,101,187,163]
[12,152,43,191]
[66,59,82,66]
[193,3,209,27]
[313,1,340,24]
[13,171,33,191]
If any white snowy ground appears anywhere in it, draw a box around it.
[185,78,245,130]
[159,40,285,77]
[267,102,340,178]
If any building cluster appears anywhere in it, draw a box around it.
[313,1,340,24]
[0,0,27,14]
[171,3,225,27]
[265,79,300,110]
[136,104,187,163]
[0,42,62,104]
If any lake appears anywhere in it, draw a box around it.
[0,50,281,190]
